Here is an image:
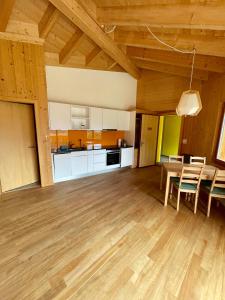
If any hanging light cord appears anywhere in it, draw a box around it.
[146,25,196,90]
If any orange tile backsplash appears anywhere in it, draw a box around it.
[50,130,125,150]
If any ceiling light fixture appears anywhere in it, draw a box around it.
[146,25,202,117]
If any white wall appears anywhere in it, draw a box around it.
[46,66,137,110]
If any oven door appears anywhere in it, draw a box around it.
[107,151,120,166]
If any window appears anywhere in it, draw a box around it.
[216,105,225,163]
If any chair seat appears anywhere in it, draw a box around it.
[174,181,197,191]
[204,185,225,196]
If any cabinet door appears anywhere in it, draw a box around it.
[121,148,134,167]
[89,107,102,130]
[102,109,118,130]
[54,154,72,180]
[117,111,130,131]
[71,155,88,175]
[49,102,71,130]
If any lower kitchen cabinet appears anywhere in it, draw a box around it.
[54,154,72,181]
[121,147,134,167]
[71,153,88,176]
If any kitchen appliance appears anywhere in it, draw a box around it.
[86,142,93,150]
[106,148,120,168]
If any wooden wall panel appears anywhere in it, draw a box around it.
[0,39,53,187]
[136,70,202,112]
[180,73,225,164]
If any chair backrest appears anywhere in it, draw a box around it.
[179,166,204,189]
[210,169,225,192]
[169,155,184,163]
[190,156,206,165]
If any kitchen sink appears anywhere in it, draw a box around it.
[69,147,86,151]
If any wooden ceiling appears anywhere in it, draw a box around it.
[1,0,225,79]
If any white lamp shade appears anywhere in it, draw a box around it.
[176,90,202,116]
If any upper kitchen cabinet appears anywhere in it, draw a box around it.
[49,102,71,130]
[117,111,130,131]
[89,107,103,130]
[71,105,89,130]
[102,109,118,130]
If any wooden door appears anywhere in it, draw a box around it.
[139,115,159,167]
[0,101,39,192]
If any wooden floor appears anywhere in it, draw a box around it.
[0,166,225,300]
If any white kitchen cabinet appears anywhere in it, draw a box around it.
[93,150,106,171]
[49,102,71,130]
[102,109,118,130]
[54,154,72,181]
[87,151,94,173]
[89,107,102,130]
[121,147,134,167]
[71,151,88,175]
[117,111,130,131]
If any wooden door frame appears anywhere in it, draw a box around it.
[0,96,50,189]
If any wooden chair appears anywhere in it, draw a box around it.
[201,169,225,217]
[171,166,204,213]
[169,155,184,163]
[190,156,206,165]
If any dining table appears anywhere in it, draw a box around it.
[160,162,217,206]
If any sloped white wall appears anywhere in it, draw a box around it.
[46,66,137,110]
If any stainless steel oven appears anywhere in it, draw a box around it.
[106,149,120,166]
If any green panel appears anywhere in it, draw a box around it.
[156,116,164,162]
[161,115,181,157]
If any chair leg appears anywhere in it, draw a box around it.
[194,192,199,214]
[177,190,181,211]
[207,195,212,217]
[170,183,173,199]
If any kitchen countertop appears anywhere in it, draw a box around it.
[51,145,133,155]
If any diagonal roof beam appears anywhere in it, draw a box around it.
[0,0,16,31]
[59,30,84,64]
[49,0,140,79]
[39,3,59,38]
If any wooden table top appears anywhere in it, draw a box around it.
[162,162,217,179]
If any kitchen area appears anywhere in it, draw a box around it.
[49,102,135,182]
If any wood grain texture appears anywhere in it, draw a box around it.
[38,3,59,39]
[0,38,53,187]
[0,102,39,192]
[49,0,141,78]
[0,0,16,31]
[0,166,225,299]
[136,69,202,112]
[181,73,225,164]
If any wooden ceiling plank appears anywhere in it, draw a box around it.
[115,30,225,58]
[127,47,225,73]
[86,46,102,65]
[38,3,59,39]
[97,4,225,31]
[48,0,140,78]
[0,0,16,31]
[134,59,208,81]
[59,30,84,64]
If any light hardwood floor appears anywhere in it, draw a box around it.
[0,166,225,300]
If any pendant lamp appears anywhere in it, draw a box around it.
[176,49,202,116]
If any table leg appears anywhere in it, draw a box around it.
[160,165,164,190]
[164,173,170,206]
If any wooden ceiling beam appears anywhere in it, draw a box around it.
[86,46,102,66]
[48,0,140,79]
[0,0,16,31]
[127,47,225,73]
[59,30,84,64]
[97,4,225,31]
[115,30,225,58]
[38,3,59,39]
[133,59,208,81]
